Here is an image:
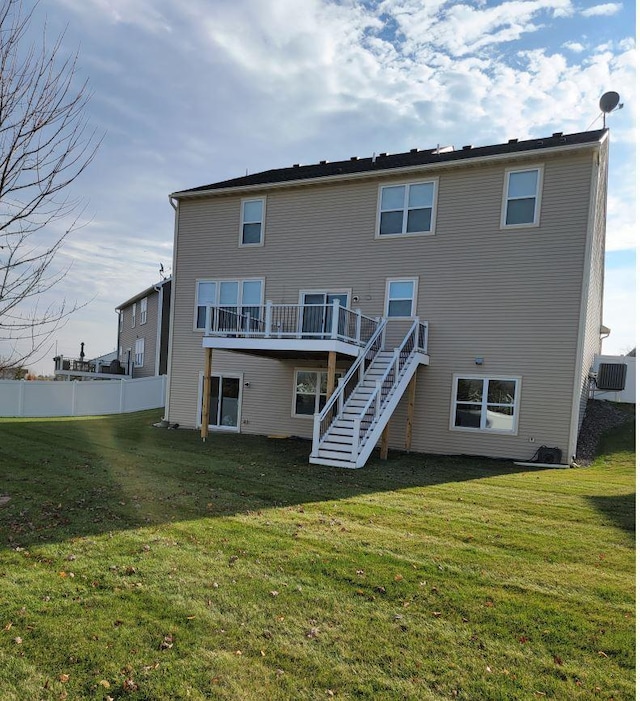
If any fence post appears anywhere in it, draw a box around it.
[71,381,77,416]
[18,380,25,417]
[119,379,125,413]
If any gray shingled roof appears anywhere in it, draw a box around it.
[174,129,606,196]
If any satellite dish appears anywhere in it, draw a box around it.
[598,91,623,128]
[599,91,620,113]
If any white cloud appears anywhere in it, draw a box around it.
[601,264,636,355]
[563,41,586,52]
[581,3,622,17]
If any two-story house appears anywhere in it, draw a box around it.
[164,129,609,468]
[116,278,172,379]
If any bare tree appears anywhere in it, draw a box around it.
[0,0,99,371]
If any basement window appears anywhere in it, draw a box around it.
[451,375,520,434]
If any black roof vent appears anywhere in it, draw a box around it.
[319,160,327,165]
[462,145,472,150]
[410,148,418,153]
[379,152,387,157]
[350,156,358,161]
[508,138,518,144]
[552,132,563,137]
[293,164,300,168]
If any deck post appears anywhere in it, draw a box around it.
[355,308,362,344]
[330,298,340,339]
[326,350,337,398]
[405,371,417,450]
[380,423,389,461]
[264,301,272,338]
[201,347,212,441]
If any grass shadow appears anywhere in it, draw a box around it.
[587,492,635,534]
[0,411,540,549]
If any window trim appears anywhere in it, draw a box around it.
[449,374,521,435]
[119,312,123,333]
[385,277,418,318]
[375,178,438,239]
[194,277,265,331]
[292,367,344,419]
[501,166,543,229]
[239,196,266,247]
[140,297,148,325]
[134,338,145,368]
[131,302,136,328]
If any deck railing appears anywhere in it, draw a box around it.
[204,300,380,346]
[53,355,127,376]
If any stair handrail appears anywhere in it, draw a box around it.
[352,318,422,453]
[312,316,387,455]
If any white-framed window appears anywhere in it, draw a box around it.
[450,375,521,434]
[240,197,265,246]
[385,278,418,318]
[140,297,148,325]
[293,369,343,417]
[119,312,123,333]
[502,167,543,228]
[131,302,136,327]
[134,338,145,367]
[194,278,264,331]
[377,180,437,237]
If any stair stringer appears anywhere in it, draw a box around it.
[354,351,427,468]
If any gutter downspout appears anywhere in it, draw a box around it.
[162,195,179,422]
[153,282,164,376]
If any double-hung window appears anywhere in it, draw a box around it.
[140,297,148,324]
[240,198,265,246]
[195,279,264,331]
[134,338,145,368]
[451,375,520,433]
[502,168,542,227]
[293,369,343,417]
[385,278,417,318]
[378,180,436,237]
[131,303,136,327]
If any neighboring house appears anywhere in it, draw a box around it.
[116,278,172,379]
[164,129,610,468]
[53,349,124,380]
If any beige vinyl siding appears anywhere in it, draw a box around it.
[118,292,160,378]
[168,146,600,461]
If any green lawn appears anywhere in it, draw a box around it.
[0,409,634,700]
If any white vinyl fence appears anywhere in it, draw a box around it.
[0,376,167,418]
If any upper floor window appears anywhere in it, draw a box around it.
[140,297,148,325]
[195,278,264,331]
[240,198,265,246]
[119,312,123,333]
[385,278,417,318]
[134,338,145,367]
[377,181,437,237]
[131,302,136,327]
[502,168,542,227]
[451,375,520,434]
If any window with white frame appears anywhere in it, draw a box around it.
[131,302,136,327]
[385,278,417,318]
[240,198,265,246]
[502,168,542,227]
[134,338,144,367]
[119,312,123,332]
[195,278,264,331]
[378,181,436,237]
[140,297,148,324]
[451,376,520,433]
[293,369,343,417]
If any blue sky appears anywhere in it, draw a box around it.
[7,0,636,372]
